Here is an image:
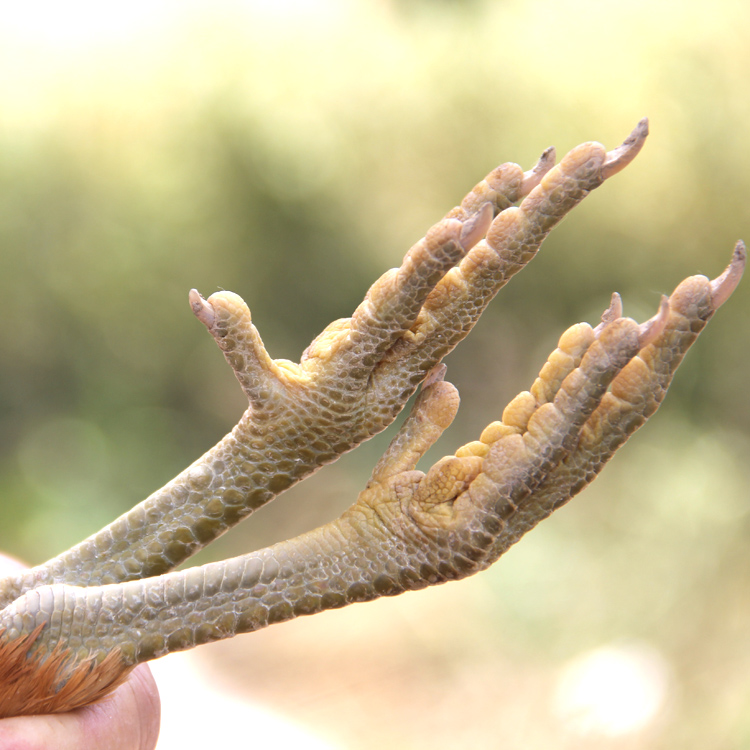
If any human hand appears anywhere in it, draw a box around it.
[0,554,160,750]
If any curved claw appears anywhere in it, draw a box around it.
[601,118,649,180]
[638,295,670,347]
[594,292,624,334]
[459,202,493,249]
[189,289,215,329]
[710,241,746,309]
[520,146,557,197]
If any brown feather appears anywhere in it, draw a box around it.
[0,627,130,717]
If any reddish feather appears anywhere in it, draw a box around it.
[0,626,129,717]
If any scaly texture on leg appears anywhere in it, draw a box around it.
[0,124,646,608]
[485,242,747,555]
[1,121,742,718]
[371,121,649,396]
[0,244,742,716]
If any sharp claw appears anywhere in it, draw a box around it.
[520,146,557,196]
[593,292,623,336]
[459,202,493,249]
[710,241,746,309]
[638,295,670,347]
[189,289,216,329]
[601,118,650,180]
[604,292,623,324]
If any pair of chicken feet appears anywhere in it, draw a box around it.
[0,120,744,716]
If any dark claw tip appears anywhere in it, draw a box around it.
[520,147,557,197]
[710,240,746,309]
[601,118,650,180]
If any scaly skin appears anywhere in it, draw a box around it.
[0,143,551,602]
[0,120,744,716]
[0,125,631,602]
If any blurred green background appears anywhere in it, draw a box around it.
[0,0,749,747]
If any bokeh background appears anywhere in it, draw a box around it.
[1,0,749,747]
